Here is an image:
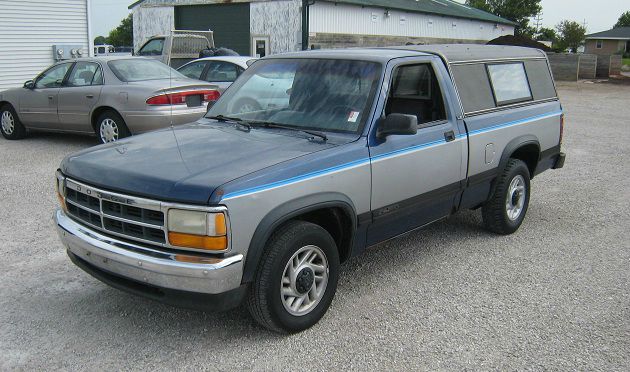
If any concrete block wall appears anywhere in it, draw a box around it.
[308,32,486,49]
[547,53,580,81]
[578,54,597,79]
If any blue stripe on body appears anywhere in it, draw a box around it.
[222,111,563,200]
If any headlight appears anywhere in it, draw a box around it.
[55,171,67,212]
[167,209,228,251]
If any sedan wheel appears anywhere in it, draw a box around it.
[1,110,15,135]
[99,118,119,143]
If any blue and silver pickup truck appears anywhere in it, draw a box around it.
[54,45,565,333]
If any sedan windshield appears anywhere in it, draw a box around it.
[108,59,186,82]
[207,58,382,133]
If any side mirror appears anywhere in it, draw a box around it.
[24,80,34,89]
[376,113,417,139]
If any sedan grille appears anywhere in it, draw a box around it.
[64,179,166,245]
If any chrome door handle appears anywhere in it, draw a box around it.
[86,94,94,98]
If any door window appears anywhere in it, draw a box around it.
[138,38,165,56]
[386,64,446,124]
[66,62,101,87]
[35,63,72,89]
[178,61,207,80]
[205,62,242,82]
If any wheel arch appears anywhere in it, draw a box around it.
[241,192,358,284]
[489,135,540,198]
[91,106,125,132]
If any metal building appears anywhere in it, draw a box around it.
[0,0,92,91]
[129,0,515,57]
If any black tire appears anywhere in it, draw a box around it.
[482,158,531,235]
[247,220,340,333]
[95,110,130,144]
[0,104,27,140]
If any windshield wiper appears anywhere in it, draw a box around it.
[252,121,328,142]
[207,115,252,132]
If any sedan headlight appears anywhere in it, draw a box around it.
[167,209,228,251]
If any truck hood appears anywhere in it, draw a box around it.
[61,121,339,204]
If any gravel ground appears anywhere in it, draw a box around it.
[1,82,628,371]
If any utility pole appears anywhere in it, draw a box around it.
[534,13,543,34]
[582,19,588,32]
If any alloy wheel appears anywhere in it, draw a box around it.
[506,174,526,221]
[1,111,15,135]
[99,118,119,143]
[281,245,329,316]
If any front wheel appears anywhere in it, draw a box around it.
[95,110,130,144]
[0,104,27,140]
[247,220,340,333]
[482,158,531,234]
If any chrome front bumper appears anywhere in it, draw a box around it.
[55,209,243,295]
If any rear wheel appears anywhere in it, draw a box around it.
[482,158,531,234]
[0,104,26,140]
[247,220,340,333]
[95,110,130,144]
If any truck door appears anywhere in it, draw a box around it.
[58,62,104,132]
[19,62,72,128]
[367,59,465,244]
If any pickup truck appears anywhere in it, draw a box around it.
[54,45,565,333]
[136,30,215,69]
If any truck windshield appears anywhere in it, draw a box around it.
[206,58,382,134]
[108,59,185,82]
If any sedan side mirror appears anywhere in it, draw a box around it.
[24,80,34,89]
[376,113,417,139]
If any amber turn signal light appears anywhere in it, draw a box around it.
[168,232,227,251]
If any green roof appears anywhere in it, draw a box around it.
[333,0,517,26]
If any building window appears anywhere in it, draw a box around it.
[596,40,603,49]
[486,63,532,106]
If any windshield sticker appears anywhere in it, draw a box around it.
[348,111,360,123]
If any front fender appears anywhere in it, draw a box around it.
[241,192,357,283]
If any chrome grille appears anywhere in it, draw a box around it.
[64,179,166,245]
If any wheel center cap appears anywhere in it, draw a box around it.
[295,268,314,294]
[511,191,520,206]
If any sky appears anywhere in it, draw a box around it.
[91,0,628,37]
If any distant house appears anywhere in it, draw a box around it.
[129,0,516,57]
[585,27,630,55]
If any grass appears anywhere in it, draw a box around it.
[623,58,630,67]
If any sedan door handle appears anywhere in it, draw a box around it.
[444,130,456,142]
[86,94,94,99]
[48,95,54,100]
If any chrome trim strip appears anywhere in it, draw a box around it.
[450,57,548,65]
[101,213,165,230]
[55,209,243,294]
[463,98,559,118]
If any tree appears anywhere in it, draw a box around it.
[614,11,630,28]
[107,14,133,47]
[555,20,586,53]
[466,0,542,35]
[537,27,557,41]
[94,36,108,45]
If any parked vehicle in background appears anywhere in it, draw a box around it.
[94,45,115,56]
[178,56,293,113]
[178,56,255,93]
[0,57,220,143]
[54,45,565,333]
[94,45,133,57]
[136,30,214,69]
